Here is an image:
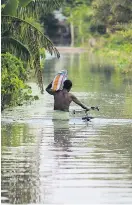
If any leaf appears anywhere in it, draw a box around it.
[1,36,31,61]
[19,0,32,7]
[18,0,64,19]
[2,15,60,58]
[2,0,19,16]
[1,0,63,93]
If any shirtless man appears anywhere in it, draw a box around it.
[46,79,90,112]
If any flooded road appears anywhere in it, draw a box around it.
[1,52,132,204]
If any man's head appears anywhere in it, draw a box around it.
[63,80,72,91]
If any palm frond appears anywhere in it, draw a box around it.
[1,36,31,61]
[2,14,60,92]
[2,15,60,58]
[2,0,19,16]
[18,0,64,18]
[1,0,10,10]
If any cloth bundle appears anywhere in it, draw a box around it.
[51,70,68,91]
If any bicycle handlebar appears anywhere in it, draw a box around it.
[90,106,99,111]
[73,107,99,114]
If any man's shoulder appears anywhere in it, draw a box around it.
[68,92,74,98]
[54,90,62,96]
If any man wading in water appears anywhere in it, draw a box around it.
[46,80,94,120]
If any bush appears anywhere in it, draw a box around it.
[1,53,38,110]
[93,31,132,73]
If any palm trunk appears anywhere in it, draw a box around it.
[79,19,84,45]
[70,13,74,47]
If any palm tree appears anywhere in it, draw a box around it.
[1,0,64,93]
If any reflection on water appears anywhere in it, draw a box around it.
[1,52,132,204]
[53,120,71,152]
[1,123,40,204]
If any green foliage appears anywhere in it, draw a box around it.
[92,0,111,27]
[117,27,132,42]
[2,0,19,15]
[92,0,132,30]
[1,53,39,110]
[1,0,62,94]
[62,0,132,73]
[1,14,60,92]
[2,0,64,17]
[63,1,94,45]
[19,0,32,7]
[94,30,132,73]
[90,1,132,73]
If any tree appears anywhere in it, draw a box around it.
[62,0,83,46]
[1,0,64,92]
[62,0,93,46]
[92,0,132,32]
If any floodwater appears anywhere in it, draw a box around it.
[1,51,132,204]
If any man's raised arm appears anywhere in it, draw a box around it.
[45,82,55,95]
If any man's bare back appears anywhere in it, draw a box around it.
[54,89,72,111]
[46,80,89,112]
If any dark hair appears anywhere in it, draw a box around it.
[63,80,72,90]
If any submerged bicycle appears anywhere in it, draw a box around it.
[72,106,99,122]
